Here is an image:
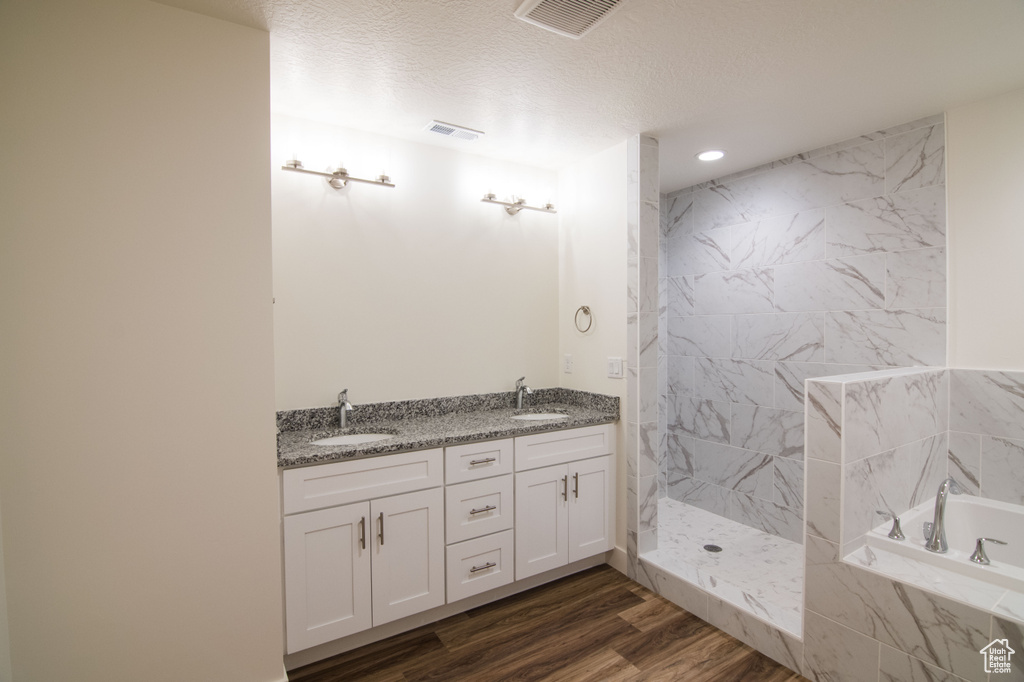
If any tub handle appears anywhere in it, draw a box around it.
[969,537,1007,565]
[876,510,905,541]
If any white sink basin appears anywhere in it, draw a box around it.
[312,433,394,446]
[511,413,569,421]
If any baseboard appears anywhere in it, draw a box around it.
[607,545,628,574]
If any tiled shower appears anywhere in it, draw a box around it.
[657,114,948,543]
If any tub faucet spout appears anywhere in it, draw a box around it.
[925,477,962,553]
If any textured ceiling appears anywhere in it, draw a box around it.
[158,0,1024,192]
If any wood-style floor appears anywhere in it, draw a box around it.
[288,565,807,681]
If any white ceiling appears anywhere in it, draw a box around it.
[157,0,1024,192]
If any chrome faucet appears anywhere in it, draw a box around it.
[338,389,353,428]
[924,477,962,553]
[514,377,533,409]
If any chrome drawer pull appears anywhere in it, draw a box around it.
[469,505,497,515]
[573,472,579,499]
[469,562,496,573]
[359,517,366,550]
[378,512,384,546]
[562,475,568,501]
[469,457,496,465]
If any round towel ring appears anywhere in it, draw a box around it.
[574,306,593,333]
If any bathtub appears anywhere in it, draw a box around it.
[866,494,1024,594]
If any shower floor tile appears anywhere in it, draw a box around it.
[641,497,804,637]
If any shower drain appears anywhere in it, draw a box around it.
[703,544,723,553]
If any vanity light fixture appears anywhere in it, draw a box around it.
[696,150,725,162]
[481,193,556,216]
[281,159,395,189]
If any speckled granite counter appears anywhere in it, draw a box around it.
[277,388,619,468]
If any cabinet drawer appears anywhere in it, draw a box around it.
[282,449,444,514]
[445,439,513,484]
[445,475,514,544]
[513,424,614,471]
[446,530,514,603]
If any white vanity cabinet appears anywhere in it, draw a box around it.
[513,425,615,580]
[444,439,516,603]
[282,450,445,654]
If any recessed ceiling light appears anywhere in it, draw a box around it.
[696,150,725,161]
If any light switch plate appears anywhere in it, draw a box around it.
[563,354,573,374]
[607,357,623,378]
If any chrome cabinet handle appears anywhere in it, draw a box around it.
[469,505,497,515]
[378,512,384,546]
[573,472,579,499]
[470,562,496,573]
[469,457,496,465]
[562,475,568,501]
[359,516,366,550]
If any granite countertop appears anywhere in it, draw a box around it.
[277,388,619,468]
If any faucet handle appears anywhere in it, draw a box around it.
[969,537,1007,565]
[876,510,905,541]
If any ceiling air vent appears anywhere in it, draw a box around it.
[424,120,484,142]
[514,0,626,39]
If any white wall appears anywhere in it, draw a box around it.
[557,141,629,549]
[272,115,560,409]
[947,87,1024,370]
[0,1,285,680]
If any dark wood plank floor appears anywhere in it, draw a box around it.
[288,565,807,681]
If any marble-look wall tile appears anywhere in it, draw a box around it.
[731,404,804,459]
[805,535,991,682]
[696,358,775,407]
[667,476,730,517]
[806,380,842,464]
[885,123,945,194]
[639,475,658,533]
[666,355,695,396]
[774,254,885,312]
[773,458,804,510]
[879,646,969,682]
[805,458,840,543]
[670,396,731,444]
[803,610,880,682]
[731,209,826,269]
[950,369,1024,442]
[666,275,694,317]
[729,493,803,543]
[665,434,695,484]
[886,246,946,309]
[638,366,658,422]
[668,226,730,276]
[694,440,773,500]
[663,190,693,240]
[638,311,658,368]
[734,312,824,362]
[843,433,947,544]
[639,257,658,312]
[843,370,948,462]
[991,617,1023,682]
[775,361,879,412]
[667,315,731,358]
[981,435,1024,505]
[826,185,946,257]
[638,420,659,478]
[694,269,774,315]
[705,596,804,674]
[825,308,945,366]
[947,431,981,496]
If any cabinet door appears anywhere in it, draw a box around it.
[568,455,615,563]
[283,501,371,653]
[515,464,569,580]
[371,487,445,626]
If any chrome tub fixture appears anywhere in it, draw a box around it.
[924,478,962,553]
